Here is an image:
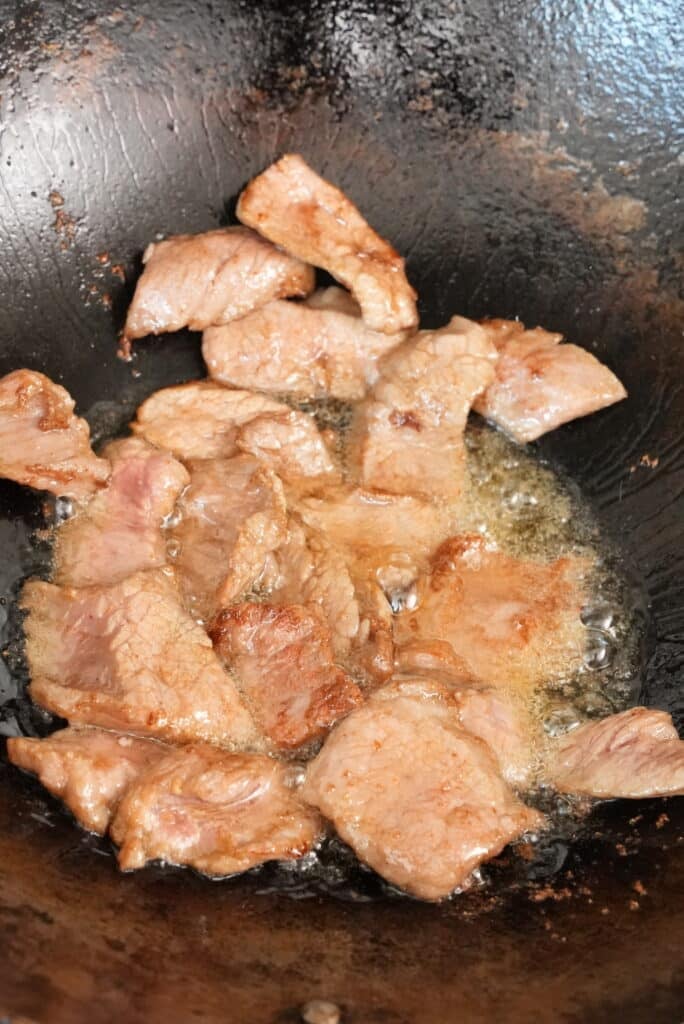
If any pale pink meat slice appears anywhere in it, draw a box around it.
[394,533,588,690]
[474,319,627,443]
[353,316,497,500]
[235,409,338,483]
[22,569,259,748]
[548,707,684,798]
[202,287,406,400]
[346,575,395,686]
[131,382,285,460]
[293,486,455,682]
[296,485,454,593]
[268,516,360,658]
[132,380,337,482]
[391,655,537,787]
[171,455,287,619]
[123,226,315,342]
[7,727,166,834]
[302,678,543,899]
[453,685,538,787]
[237,155,418,335]
[269,515,393,683]
[0,370,109,500]
[210,602,363,750]
[53,437,189,588]
[111,745,322,873]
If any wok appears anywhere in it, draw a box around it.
[0,1,682,1021]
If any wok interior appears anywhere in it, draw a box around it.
[0,2,682,1021]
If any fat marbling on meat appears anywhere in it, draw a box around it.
[171,455,287,619]
[302,677,542,899]
[211,602,363,750]
[237,154,418,335]
[202,287,406,400]
[394,533,588,690]
[7,727,165,834]
[122,226,315,345]
[0,370,109,500]
[353,316,497,501]
[22,569,259,748]
[474,319,627,442]
[53,436,189,588]
[548,707,684,798]
[111,744,322,874]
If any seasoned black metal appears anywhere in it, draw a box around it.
[0,2,682,1021]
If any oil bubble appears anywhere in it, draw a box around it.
[54,496,74,523]
[583,628,616,671]
[166,538,182,559]
[581,603,616,631]
[544,705,582,737]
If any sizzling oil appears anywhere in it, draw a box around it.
[303,397,643,732]
[0,401,647,901]
[462,420,644,728]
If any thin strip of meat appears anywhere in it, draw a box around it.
[547,707,684,798]
[22,569,259,748]
[292,485,457,683]
[267,514,393,684]
[7,727,166,834]
[122,226,315,344]
[346,576,395,686]
[111,744,323,874]
[235,409,339,484]
[0,370,109,500]
[394,533,588,690]
[236,154,418,335]
[267,516,360,658]
[452,684,537,788]
[352,316,497,500]
[210,602,363,750]
[131,381,338,482]
[131,382,285,460]
[302,677,543,900]
[295,485,454,599]
[474,319,627,442]
[202,287,406,400]
[53,437,189,588]
[390,658,538,787]
[171,455,287,619]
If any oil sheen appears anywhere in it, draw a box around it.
[0,401,647,901]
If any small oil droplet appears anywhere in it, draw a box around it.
[581,603,616,631]
[544,706,581,737]
[583,628,616,671]
[54,496,74,523]
[162,508,183,529]
[501,488,538,512]
[166,538,182,560]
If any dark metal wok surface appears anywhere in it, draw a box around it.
[0,2,682,1021]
